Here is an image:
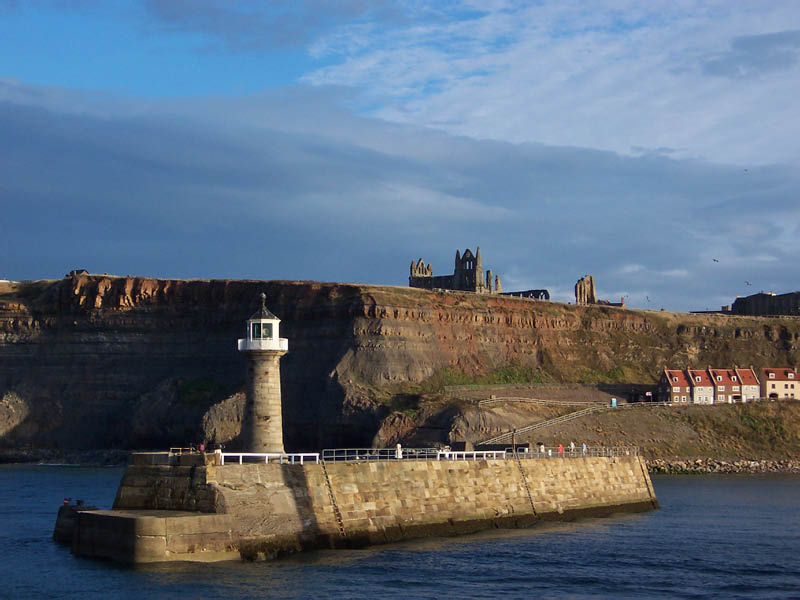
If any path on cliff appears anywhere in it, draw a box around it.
[479,401,669,445]
[479,404,610,444]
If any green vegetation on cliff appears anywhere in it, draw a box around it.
[177,378,226,409]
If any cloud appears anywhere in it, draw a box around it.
[141,0,406,51]
[6,2,800,166]
[702,30,800,78]
[2,80,800,313]
[301,2,800,166]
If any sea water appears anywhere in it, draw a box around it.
[1,464,798,599]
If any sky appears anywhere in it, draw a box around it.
[1,1,800,312]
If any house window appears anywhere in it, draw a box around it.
[686,387,691,393]
[682,396,687,402]
[789,373,795,379]
[696,376,701,383]
[718,386,725,391]
[718,395,724,402]
[673,376,678,382]
[673,386,680,392]
[769,373,775,379]
[771,383,776,389]
[732,386,740,391]
[732,376,737,382]
[717,376,722,382]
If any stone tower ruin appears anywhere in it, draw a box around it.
[575,275,598,305]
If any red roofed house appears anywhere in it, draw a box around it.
[659,368,691,404]
[708,368,739,404]
[761,368,799,399]
[734,367,760,402]
[687,369,714,404]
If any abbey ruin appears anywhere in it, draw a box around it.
[575,274,625,308]
[575,275,598,304]
[410,247,502,294]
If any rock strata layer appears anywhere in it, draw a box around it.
[2,274,800,452]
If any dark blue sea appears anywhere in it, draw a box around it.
[1,465,798,599]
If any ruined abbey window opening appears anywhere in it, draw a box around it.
[409,246,501,294]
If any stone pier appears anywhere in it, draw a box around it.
[57,451,659,563]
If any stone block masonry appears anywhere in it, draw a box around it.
[243,350,287,453]
[68,509,239,563]
[71,452,657,562]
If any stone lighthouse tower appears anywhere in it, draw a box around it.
[237,293,288,453]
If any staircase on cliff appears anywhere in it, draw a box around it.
[480,405,609,445]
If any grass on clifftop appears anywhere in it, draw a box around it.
[424,365,551,389]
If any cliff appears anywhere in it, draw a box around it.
[1,274,799,453]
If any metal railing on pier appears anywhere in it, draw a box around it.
[219,452,320,465]
[436,450,507,461]
[521,446,639,458]
[321,448,440,462]
[320,446,638,463]
[210,447,638,466]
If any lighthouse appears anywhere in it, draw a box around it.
[237,293,288,453]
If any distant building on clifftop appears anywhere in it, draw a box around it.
[731,291,800,316]
[693,290,800,316]
[409,247,502,294]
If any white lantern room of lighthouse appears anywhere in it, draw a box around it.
[237,293,289,352]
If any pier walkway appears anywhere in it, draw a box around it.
[199,445,639,466]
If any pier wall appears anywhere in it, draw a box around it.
[89,452,656,561]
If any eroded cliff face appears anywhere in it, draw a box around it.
[0,275,363,451]
[1,275,799,452]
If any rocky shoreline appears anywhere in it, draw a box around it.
[646,458,800,474]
